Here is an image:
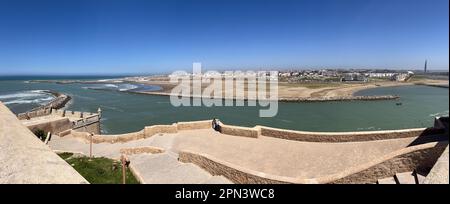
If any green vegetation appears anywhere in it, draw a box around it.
[57,153,139,184]
[33,129,47,141]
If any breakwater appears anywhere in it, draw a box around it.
[279,95,399,102]
[17,91,71,119]
[135,91,400,102]
[30,91,71,111]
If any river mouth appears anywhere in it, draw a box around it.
[82,83,162,93]
[1,78,448,134]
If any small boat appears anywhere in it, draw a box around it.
[396,102,402,106]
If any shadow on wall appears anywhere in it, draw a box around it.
[407,121,448,147]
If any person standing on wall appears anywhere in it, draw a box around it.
[212,118,222,132]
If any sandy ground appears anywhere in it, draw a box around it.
[129,77,448,100]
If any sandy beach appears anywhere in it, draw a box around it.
[126,77,448,100]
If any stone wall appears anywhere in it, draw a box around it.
[0,102,88,184]
[423,145,449,184]
[179,151,291,184]
[327,141,448,184]
[259,126,444,142]
[144,124,178,137]
[220,125,259,138]
[177,120,211,130]
[72,122,100,135]
[27,118,72,135]
[119,146,165,155]
[20,110,101,135]
[17,108,52,120]
[70,121,211,144]
[69,119,445,144]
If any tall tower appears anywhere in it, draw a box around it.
[424,60,427,73]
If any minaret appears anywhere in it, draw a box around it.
[424,60,427,73]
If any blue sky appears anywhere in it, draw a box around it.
[0,0,448,75]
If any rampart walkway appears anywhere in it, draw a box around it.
[48,128,440,182]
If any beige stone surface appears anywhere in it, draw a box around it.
[49,128,423,179]
[0,102,88,184]
[424,145,449,184]
[172,129,427,178]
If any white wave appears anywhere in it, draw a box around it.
[3,96,53,105]
[30,90,46,93]
[104,84,119,88]
[429,110,449,117]
[0,90,47,100]
[118,84,138,91]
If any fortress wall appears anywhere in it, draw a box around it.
[68,119,444,144]
[26,118,72,135]
[179,150,290,184]
[17,108,52,120]
[259,126,442,142]
[116,130,145,143]
[64,111,83,118]
[73,121,100,135]
[144,125,178,137]
[220,125,259,138]
[179,141,448,184]
[70,113,101,134]
[70,130,145,144]
[73,130,164,144]
[0,102,88,184]
[327,141,448,184]
[84,115,100,123]
[120,146,165,155]
[59,129,72,137]
[70,131,91,141]
[83,112,94,117]
[423,145,449,184]
[69,120,213,144]
[177,120,211,130]
[56,110,65,117]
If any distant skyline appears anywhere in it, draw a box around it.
[0,0,448,75]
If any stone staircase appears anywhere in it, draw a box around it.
[129,153,232,184]
[376,171,426,184]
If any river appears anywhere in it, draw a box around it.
[0,77,448,134]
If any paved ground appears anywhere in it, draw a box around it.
[129,153,232,184]
[20,115,68,126]
[171,129,418,178]
[48,128,419,181]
